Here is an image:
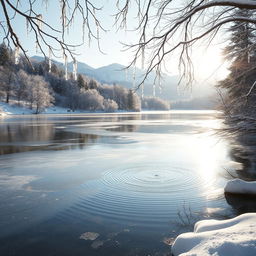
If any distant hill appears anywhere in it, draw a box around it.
[31,56,185,100]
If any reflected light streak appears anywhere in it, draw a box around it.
[192,131,228,194]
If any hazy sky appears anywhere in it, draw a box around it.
[1,0,229,82]
[7,1,138,68]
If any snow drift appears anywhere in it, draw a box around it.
[225,178,256,195]
[172,213,256,256]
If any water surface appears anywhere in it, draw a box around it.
[0,111,239,255]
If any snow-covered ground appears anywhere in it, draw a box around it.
[225,178,256,195]
[172,179,256,255]
[172,212,256,256]
[0,101,98,115]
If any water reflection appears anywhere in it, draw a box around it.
[218,124,256,217]
[0,111,219,155]
[225,132,256,180]
[0,114,144,155]
[0,123,100,154]
[225,193,256,214]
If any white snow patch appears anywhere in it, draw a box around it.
[0,101,93,115]
[0,101,125,115]
[225,178,256,195]
[172,213,256,256]
[0,101,34,115]
[79,232,99,241]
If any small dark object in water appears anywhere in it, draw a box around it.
[155,174,159,177]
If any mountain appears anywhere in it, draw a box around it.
[31,56,190,100]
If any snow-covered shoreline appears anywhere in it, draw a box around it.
[0,101,136,116]
[0,101,105,115]
[0,101,218,116]
[172,178,256,255]
[225,179,256,195]
[172,212,256,256]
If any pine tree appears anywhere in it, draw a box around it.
[0,43,11,66]
[224,9,255,64]
[127,89,135,111]
[88,79,98,90]
[218,9,256,115]
[77,74,86,89]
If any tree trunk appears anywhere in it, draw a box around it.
[6,92,9,103]
[36,104,39,114]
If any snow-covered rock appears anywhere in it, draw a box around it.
[172,213,256,256]
[225,178,256,195]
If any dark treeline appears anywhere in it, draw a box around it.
[218,9,256,176]
[0,44,141,113]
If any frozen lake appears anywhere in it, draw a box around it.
[0,111,239,255]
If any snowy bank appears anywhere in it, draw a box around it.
[0,101,89,115]
[172,213,256,256]
[225,178,256,195]
[0,101,120,115]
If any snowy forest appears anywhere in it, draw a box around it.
[218,9,256,125]
[0,44,144,113]
[0,44,170,114]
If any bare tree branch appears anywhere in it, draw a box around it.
[0,0,105,63]
[115,0,256,87]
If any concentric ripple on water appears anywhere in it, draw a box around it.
[102,165,200,194]
[59,165,213,229]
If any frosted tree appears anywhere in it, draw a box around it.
[218,8,256,116]
[64,81,80,111]
[88,79,98,90]
[25,75,53,113]
[127,89,141,111]
[103,99,118,112]
[78,89,104,111]
[32,77,54,113]
[77,74,87,89]
[0,66,16,103]
[113,84,128,109]
[15,70,30,105]
[127,89,135,111]
[0,44,14,103]
[0,43,11,66]
[142,97,170,110]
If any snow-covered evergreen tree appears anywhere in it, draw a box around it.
[218,8,256,115]
[0,43,11,66]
